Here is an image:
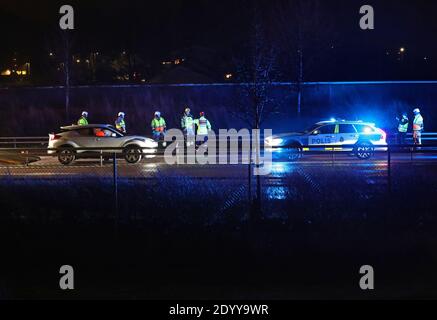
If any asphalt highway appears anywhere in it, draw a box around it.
[1,151,437,179]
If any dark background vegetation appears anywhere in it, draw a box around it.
[0,82,436,137]
[1,0,437,86]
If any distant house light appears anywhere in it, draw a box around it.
[174,58,182,65]
[225,73,233,80]
[49,52,54,56]
[162,61,172,65]
[1,69,12,76]
[21,70,27,75]
[76,59,81,63]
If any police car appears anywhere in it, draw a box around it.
[265,120,387,159]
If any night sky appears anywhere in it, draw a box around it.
[1,0,436,82]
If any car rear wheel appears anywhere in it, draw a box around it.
[124,146,142,164]
[354,142,374,160]
[58,147,76,165]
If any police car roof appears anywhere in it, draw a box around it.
[316,120,376,126]
[60,124,115,130]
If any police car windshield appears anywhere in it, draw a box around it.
[302,124,321,134]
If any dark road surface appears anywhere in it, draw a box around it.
[1,151,437,178]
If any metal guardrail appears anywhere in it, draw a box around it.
[0,136,48,148]
[0,131,436,147]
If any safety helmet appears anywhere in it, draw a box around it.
[184,107,190,114]
[82,111,88,118]
[154,111,161,117]
[413,108,421,114]
[200,111,205,117]
[118,112,125,118]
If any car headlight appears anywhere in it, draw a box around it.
[265,137,283,146]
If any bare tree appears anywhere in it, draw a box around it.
[232,3,279,217]
[62,30,72,123]
[44,29,73,122]
[275,0,336,116]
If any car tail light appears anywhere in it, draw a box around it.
[49,134,62,141]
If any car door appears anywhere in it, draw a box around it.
[336,124,359,146]
[89,128,122,151]
[309,124,336,146]
[68,128,95,150]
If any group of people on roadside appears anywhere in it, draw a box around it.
[76,106,212,143]
[396,107,424,145]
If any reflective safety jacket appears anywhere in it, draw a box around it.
[397,116,409,133]
[181,114,194,131]
[151,117,166,132]
[77,116,88,126]
[115,117,126,132]
[413,114,424,131]
[194,116,211,135]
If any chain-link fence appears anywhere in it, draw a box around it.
[1,143,437,227]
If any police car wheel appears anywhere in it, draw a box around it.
[58,147,76,165]
[288,147,303,160]
[354,142,374,160]
[124,146,142,164]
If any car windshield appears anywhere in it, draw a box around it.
[302,124,321,134]
[108,125,124,137]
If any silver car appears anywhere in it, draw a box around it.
[48,124,158,165]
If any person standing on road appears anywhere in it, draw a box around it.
[151,111,166,141]
[396,112,409,145]
[77,111,89,126]
[181,107,195,146]
[115,112,127,134]
[194,111,212,146]
[412,108,424,145]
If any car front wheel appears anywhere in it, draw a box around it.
[124,146,142,164]
[58,147,76,165]
[354,142,374,160]
[288,146,303,161]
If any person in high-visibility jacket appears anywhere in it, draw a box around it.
[194,111,212,145]
[412,108,424,145]
[115,112,127,134]
[151,111,166,141]
[396,112,409,145]
[181,107,195,145]
[77,111,89,126]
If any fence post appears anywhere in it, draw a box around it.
[387,145,391,194]
[248,159,252,202]
[100,150,103,167]
[331,147,335,166]
[113,152,119,235]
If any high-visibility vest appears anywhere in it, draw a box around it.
[115,117,126,131]
[413,114,424,131]
[398,120,408,133]
[194,117,211,135]
[151,117,166,132]
[77,117,88,126]
[181,115,194,130]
